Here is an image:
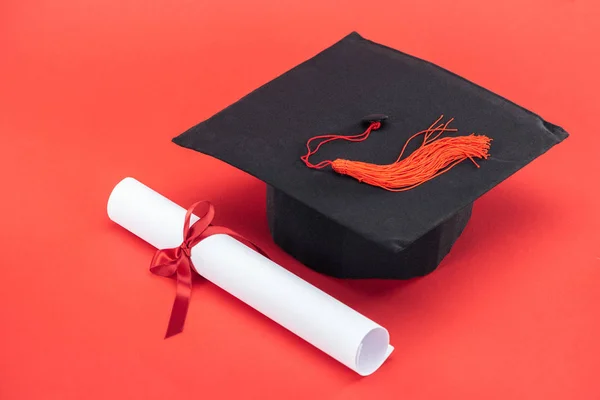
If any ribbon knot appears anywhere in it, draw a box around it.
[149,200,268,339]
[179,242,191,258]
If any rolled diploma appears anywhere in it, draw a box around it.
[107,177,393,376]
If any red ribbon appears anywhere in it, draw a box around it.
[149,201,268,338]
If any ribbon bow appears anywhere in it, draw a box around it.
[149,201,267,338]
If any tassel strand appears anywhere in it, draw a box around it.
[301,115,492,192]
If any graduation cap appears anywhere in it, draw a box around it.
[172,32,568,279]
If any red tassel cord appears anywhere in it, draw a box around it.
[301,115,492,192]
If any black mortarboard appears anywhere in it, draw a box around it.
[172,32,568,279]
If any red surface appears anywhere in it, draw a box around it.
[1,0,599,399]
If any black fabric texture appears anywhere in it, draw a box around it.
[172,32,569,279]
[267,185,473,279]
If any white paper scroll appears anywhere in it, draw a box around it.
[107,177,393,376]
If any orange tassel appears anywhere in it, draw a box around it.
[301,115,492,192]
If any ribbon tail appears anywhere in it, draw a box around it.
[201,226,270,259]
[164,258,194,339]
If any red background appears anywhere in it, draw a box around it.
[1,0,599,399]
